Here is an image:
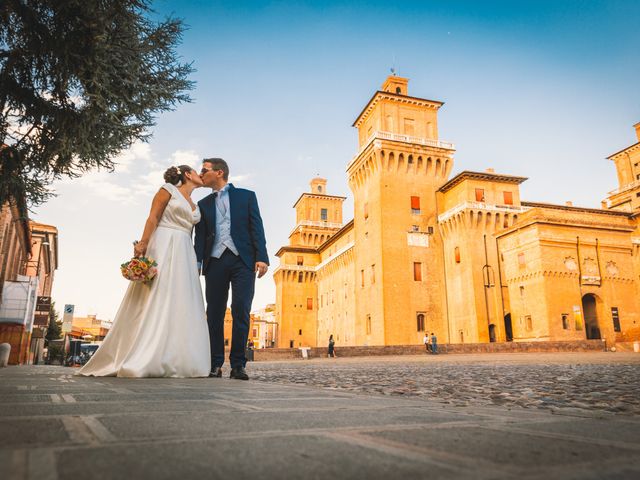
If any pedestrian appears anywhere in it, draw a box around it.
[430,332,438,354]
[328,335,336,358]
[423,332,430,353]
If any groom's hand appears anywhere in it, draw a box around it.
[255,262,268,278]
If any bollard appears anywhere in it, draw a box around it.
[0,343,10,367]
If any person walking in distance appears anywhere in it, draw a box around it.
[430,332,438,354]
[328,335,336,358]
[423,332,430,353]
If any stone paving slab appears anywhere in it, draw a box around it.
[1,357,640,480]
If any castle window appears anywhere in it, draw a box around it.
[307,298,313,310]
[411,196,421,214]
[298,272,304,283]
[455,247,461,263]
[413,262,422,281]
[361,269,365,288]
[225,339,229,346]
[371,264,375,284]
[416,313,425,332]
[364,202,369,220]
[404,118,415,135]
[525,315,533,331]
[475,189,485,202]
[612,307,621,332]
[366,314,372,334]
[299,329,302,335]
[297,256,303,266]
[289,340,294,348]
[518,253,526,267]
[321,208,328,221]
[562,314,569,330]
[396,86,402,94]
[412,225,419,232]
[503,191,513,205]
[317,185,322,193]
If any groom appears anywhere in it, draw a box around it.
[195,158,269,380]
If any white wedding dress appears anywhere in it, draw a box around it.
[78,183,211,378]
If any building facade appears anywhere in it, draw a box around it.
[0,194,59,364]
[274,75,640,348]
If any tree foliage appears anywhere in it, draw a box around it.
[0,0,194,207]
[45,300,61,342]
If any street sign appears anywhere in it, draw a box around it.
[62,304,74,333]
[36,296,51,312]
[34,313,50,327]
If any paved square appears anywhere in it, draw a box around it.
[1,353,639,479]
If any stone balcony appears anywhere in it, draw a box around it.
[349,130,455,168]
[438,201,529,223]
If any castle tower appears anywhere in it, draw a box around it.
[290,177,346,247]
[437,170,527,343]
[273,179,345,348]
[348,75,455,345]
[604,122,640,212]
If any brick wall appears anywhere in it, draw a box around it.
[252,340,606,361]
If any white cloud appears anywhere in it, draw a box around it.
[114,141,152,172]
[230,173,252,185]
[138,168,169,195]
[170,149,200,168]
[74,170,134,204]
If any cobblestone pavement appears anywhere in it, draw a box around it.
[251,352,640,416]
[2,361,640,479]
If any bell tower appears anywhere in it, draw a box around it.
[605,122,640,212]
[290,177,346,247]
[348,75,456,345]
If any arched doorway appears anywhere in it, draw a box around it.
[503,313,513,342]
[582,294,601,340]
[489,324,497,343]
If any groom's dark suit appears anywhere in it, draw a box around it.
[194,183,268,369]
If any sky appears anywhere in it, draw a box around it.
[33,0,640,320]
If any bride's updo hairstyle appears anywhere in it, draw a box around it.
[163,165,194,186]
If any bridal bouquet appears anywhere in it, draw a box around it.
[120,257,158,284]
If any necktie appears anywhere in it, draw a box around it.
[215,190,227,216]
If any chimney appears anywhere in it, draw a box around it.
[634,122,640,142]
[565,201,573,207]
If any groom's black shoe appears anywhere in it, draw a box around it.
[209,367,222,378]
[230,367,249,380]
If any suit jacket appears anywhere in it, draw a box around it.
[194,184,269,274]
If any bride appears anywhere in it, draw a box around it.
[78,165,211,377]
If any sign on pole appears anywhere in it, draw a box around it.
[36,296,51,312]
[62,304,74,333]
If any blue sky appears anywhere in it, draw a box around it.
[36,1,640,320]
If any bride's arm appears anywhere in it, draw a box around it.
[134,189,171,257]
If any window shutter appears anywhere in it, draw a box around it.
[413,262,422,281]
[411,196,420,210]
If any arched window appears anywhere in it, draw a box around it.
[396,87,402,94]
[416,313,425,331]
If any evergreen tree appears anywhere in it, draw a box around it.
[45,301,62,343]
[0,0,194,207]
